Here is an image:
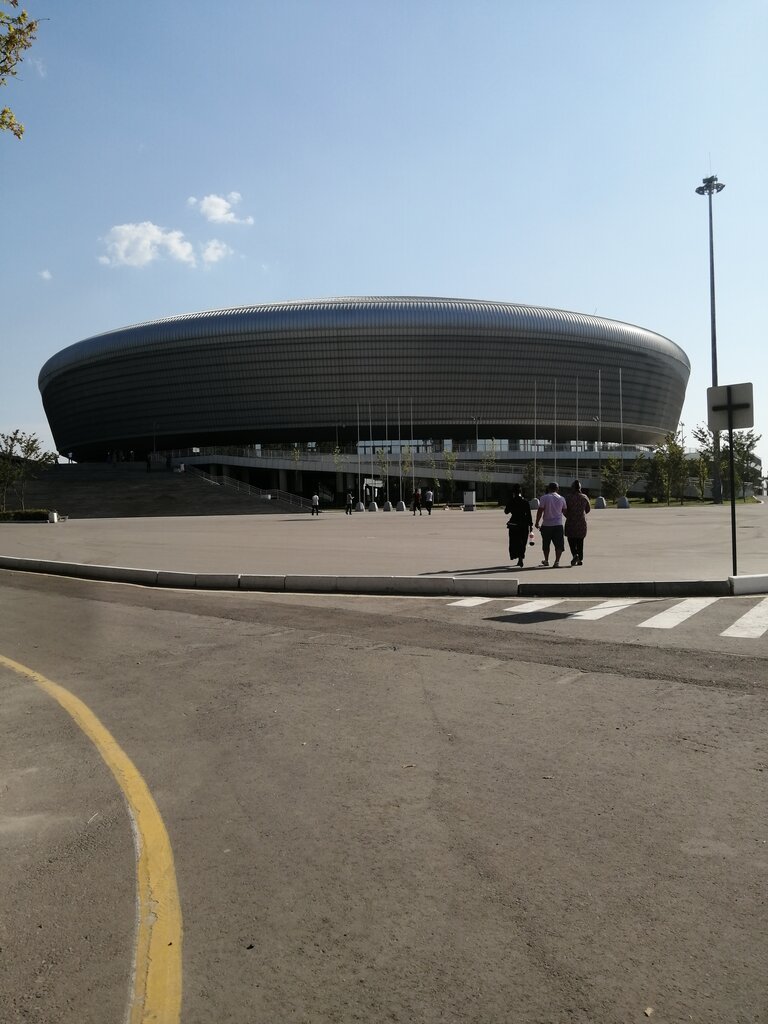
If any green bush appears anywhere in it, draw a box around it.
[0,508,51,522]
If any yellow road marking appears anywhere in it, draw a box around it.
[0,654,182,1024]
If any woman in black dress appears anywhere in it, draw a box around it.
[504,484,533,568]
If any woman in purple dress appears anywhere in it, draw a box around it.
[564,480,591,566]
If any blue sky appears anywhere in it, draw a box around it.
[3,0,766,461]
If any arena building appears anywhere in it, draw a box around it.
[39,297,689,471]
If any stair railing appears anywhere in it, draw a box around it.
[186,466,312,511]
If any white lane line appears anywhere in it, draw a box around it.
[638,597,719,629]
[502,599,565,614]
[571,598,645,621]
[721,597,768,638]
[448,597,494,607]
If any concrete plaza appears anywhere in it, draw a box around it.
[1,502,766,592]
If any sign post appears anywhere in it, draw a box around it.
[707,383,754,577]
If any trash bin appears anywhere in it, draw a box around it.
[48,511,58,524]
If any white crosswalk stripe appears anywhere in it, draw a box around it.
[449,594,768,640]
[502,599,564,614]
[638,597,719,629]
[570,598,646,621]
[720,597,768,638]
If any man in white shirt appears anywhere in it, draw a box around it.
[534,482,567,567]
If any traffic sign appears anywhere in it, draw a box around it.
[707,382,753,432]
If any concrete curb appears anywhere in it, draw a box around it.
[729,574,768,595]
[0,555,733,598]
[0,556,520,596]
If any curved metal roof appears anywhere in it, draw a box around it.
[39,296,689,388]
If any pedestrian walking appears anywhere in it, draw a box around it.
[412,488,422,516]
[504,484,533,568]
[564,479,591,565]
[424,488,434,515]
[311,493,320,516]
[534,482,567,567]
[145,453,152,473]
[345,492,354,515]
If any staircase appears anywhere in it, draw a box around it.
[19,463,302,519]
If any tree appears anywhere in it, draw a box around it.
[479,437,497,496]
[598,456,643,502]
[643,452,668,503]
[1,1,40,139]
[401,445,413,498]
[692,424,719,501]
[692,423,761,502]
[442,450,458,500]
[651,429,689,505]
[692,453,710,501]
[332,445,346,475]
[427,452,440,496]
[375,447,389,500]
[600,457,626,502]
[522,460,544,501]
[723,429,762,500]
[0,435,20,510]
[0,429,56,510]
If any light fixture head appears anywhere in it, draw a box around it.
[695,175,725,196]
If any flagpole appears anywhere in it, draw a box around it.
[575,376,579,481]
[398,397,403,508]
[410,397,415,496]
[553,378,558,482]
[533,380,538,495]
[385,398,389,506]
[369,403,374,507]
[619,367,624,494]
[356,403,361,507]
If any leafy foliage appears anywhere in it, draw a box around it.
[652,429,689,505]
[479,438,497,488]
[599,458,626,502]
[522,460,544,500]
[441,449,458,500]
[375,447,389,495]
[1,1,39,139]
[0,429,57,510]
[723,429,762,500]
[692,423,762,501]
[0,507,50,521]
[400,444,413,494]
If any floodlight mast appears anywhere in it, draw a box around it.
[695,173,726,504]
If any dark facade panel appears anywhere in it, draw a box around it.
[38,297,690,460]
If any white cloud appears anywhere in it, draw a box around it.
[99,221,196,268]
[39,269,52,281]
[188,191,254,225]
[201,239,233,265]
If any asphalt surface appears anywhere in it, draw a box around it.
[1,503,767,591]
[1,572,767,1024]
[2,507,767,1023]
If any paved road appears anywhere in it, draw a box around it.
[1,572,766,1023]
[2,503,767,584]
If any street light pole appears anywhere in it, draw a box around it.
[695,173,725,503]
[593,416,601,494]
